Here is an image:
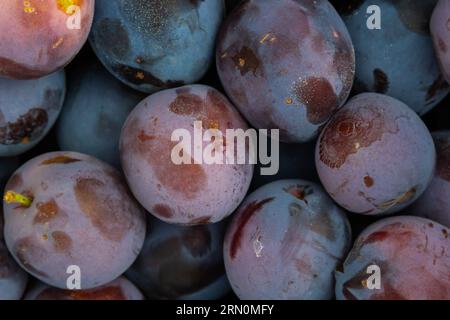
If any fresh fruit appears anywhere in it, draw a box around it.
[24,276,144,300]
[431,0,450,85]
[0,70,66,157]
[127,217,229,299]
[224,179,352,299]
[335,216,450,300]
[89,0,225,93]
[316,93,435,215]
[2,151,146,289]
[216,0,355,142]
[0,0,95,79]
[57,61,143,167]
[342,0,448,115]
[120,84,253,225]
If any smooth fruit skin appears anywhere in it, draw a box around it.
[0,70,66,157]
[126,217,230,300]
[89,0,224,93]
[3,151,146,289]
[216,0,355,143]
[431,0,450,84]
[0,1,95,79]
[410,131,450,227]
[343,0,449,115]
[24,277,144,300]
[120,84,254,225]
[224,180,352,300]
[336,216,450,300]
[57,62,144,168]
[0,211,28,300]
[315,93,435,215]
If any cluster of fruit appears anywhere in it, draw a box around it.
[0,0,449,300]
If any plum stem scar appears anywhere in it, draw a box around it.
[3,191,33,207]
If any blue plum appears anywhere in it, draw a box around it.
[224,179,352,299]
[342,0,449,115]
[57,62,144,167]
[89,0,225,93]
[0,70,66,157]
[217,0,355,142]
[316,93,435,215]
[126,217,230,300]
[336,216,450,300]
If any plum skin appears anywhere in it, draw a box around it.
[3,151,146,289]
[431,0,450,85]
[126,217,230,300]
[336,216,450,300]
[0,70,66,157]
[0,0,95,79]
[342,0,448,115]
[89,0,225,93]
[216,0,355,143]
[224,179,352,300]
[57,62,144,168]
[315,93,435,215]
[0,211,28,300]
[24,276,144,300]
[120,84,254,225]
[410,131,450,227]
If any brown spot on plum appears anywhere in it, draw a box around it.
[371,282,406,300]
[6,173,23,191]
[169,93,203,116]
[364,176,374,188]
[74,177,134,241]
[426,75,449,103]
[190,216,212,225]
[153,204,173,218]
[231,46,261,76]
[435,136,450,181]
[36,286,126,300]
[0,108,48,145]
[114,64,184,88]
[373,69,389,94]
[34,199,59,224]
[95,18,130,60]
[137,130,155,142]
[319,106,399,168]
[443,229,449,238]
[0,58,45,79]
[293,77,338,125]
[41,155,81,165]
[364,231,389,244]
[52,231,72,253]
[230,198,274,259]
[283,185,313,202]
[438,38,447,53]
[182,226,211,257]
[14,237,48,277]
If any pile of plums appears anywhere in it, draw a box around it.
[1,0,449,300]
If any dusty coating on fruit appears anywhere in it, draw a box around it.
[229,197,274,259]
[319,105,399,169]
[74,176,135,242]
[293,77,338,125]
[0,109,48,145]
[14,237,48,277]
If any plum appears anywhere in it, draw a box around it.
[24,276,143,300]
[410,131,450,228]
[316,93,435,215]
[120,84,253,225]
[336,216,450,300]
[2,151,146,289]
[431,0,450,85]
[224,180,352,299]
[126,217,230,300]
[0,70,66,157]
[57,61,144,167]
[89,0,225,93]
[0,210,28,300]
[0,0,95,79]
[342,0,449,115]
[216,0,355,142]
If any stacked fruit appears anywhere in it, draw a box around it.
[0,0,449,300]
